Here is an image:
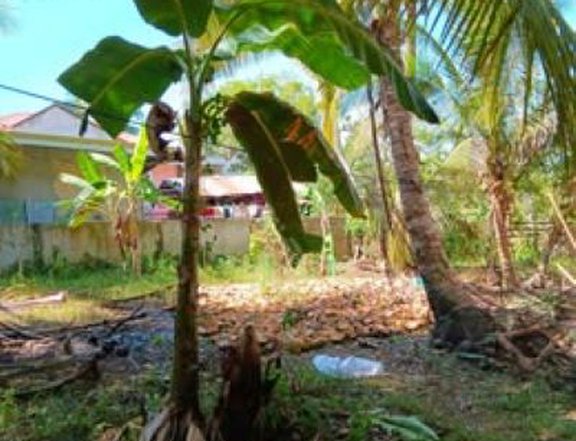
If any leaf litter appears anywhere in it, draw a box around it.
[196,274,430,352]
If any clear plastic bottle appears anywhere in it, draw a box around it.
[312,354,384,378]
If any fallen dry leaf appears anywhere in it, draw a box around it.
[197,275,430,353]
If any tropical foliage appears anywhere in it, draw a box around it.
[60,132,165,275]
[57,1,438,440]
[0,132,23,180]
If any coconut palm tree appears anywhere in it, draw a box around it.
[341,0,576,341]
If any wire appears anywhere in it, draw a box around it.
[0,82,147,130]
[0,82,242,152]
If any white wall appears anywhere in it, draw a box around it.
[0,219,251,271]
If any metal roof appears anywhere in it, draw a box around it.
[162,175,307,198]
[200,175,262,197]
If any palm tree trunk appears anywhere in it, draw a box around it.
[372,10,469,320]
[486,162,518,289]
[534,220,561,285]
[489,191,517,289]
[367,80,392,265]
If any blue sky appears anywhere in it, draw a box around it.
[0,0,575,115]
[0,0,173,113]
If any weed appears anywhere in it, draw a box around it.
[0,372,167,441]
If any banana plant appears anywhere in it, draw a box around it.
[59,132,168,275]
[57,1,438,439]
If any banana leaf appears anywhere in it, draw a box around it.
[133,0,213,38]
[231,91,364,217]
[58,37,183,137]
[226,99,323,256]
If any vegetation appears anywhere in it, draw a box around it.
[59,133,167,275]
[1,1,576,441]
[0,132,23,180]
[55,1,438,439]
[2,344,575,441]
[0,1,21,180]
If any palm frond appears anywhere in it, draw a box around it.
[428,0,576,154]
[0,132,23,179]
[444,137,487,173]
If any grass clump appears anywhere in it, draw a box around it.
[0,370,168,441]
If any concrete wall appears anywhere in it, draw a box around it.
[302,217,351,261]
[0,147,81,201]
[0,217,351,271]
[0,219,250,271]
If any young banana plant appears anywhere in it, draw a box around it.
[57,1,438,439]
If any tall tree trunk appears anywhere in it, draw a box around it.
[539,223,561,274]
[172,114,203,423]
[373,7,478,324]
[486,168,518,289]
[367,80,392,266]
[539,182,576,277]
[318,82,338,276]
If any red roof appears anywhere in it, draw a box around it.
[0,112,34,130]
[0,104,136,144]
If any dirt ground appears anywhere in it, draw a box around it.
[2,267,576,441]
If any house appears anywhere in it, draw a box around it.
[149,175,266,219]
[0,104,135,224]
[147,153,246,185]
[0,103,263,222]
[0,105,351,268]
[0,104,257,270]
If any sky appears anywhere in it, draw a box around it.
[0,0,575,116]
[0,0,309,115]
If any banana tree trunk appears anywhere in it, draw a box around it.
[129,200,142,276]
[172,114,203,423]
[130,218,142,276]
[373,11,471,321]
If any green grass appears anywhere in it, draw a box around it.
[0,259,175,302]
[2,257,575,440]
[1,334,575,440]
[267,356,576,441]
[0,369,169,441]
[4,363,574,441]
[0,259,177,325]
[0,254,319,326]
[0,253,319,301]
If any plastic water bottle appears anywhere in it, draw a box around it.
[312,354,384,378]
